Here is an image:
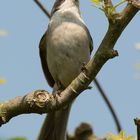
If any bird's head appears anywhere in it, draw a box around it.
[51,0,80,16]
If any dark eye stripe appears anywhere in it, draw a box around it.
[51,0,65,16]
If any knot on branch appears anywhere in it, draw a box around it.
[33,90,50,108]
[97,49,118,63]
[25,90,51,108]
[108,49,119,58]
[25,90,64,111]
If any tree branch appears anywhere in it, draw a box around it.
[128,0,140,9]
[94,79,122,132]
[134,118,140,140]
[0,89,77,126]
[104,0,113,7]
[34,0,51,18]
[0,1,139,126]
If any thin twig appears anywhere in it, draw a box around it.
[34,0,51,18]
[104,0,114,7]
[94,79,122,132]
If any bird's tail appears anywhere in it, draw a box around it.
[37,104,71,140]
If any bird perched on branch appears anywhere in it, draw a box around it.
[38,0,93,140]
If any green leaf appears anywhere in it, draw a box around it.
[91,0,103,5]
[114,0,126,9]
[107,130,134,140]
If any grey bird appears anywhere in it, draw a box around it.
[38,0,93,140]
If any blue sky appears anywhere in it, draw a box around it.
[0,0,140,139]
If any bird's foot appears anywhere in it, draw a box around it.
[53,89,63,97]
[81,62,88,72]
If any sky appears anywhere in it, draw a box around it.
[0,0,140,139]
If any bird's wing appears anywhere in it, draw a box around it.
[88,32,93,54]
[39,32,55,87]
[83,25,93,54]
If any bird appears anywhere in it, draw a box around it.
[38,0,93,140]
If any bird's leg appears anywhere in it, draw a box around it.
[81,62,87,72]
[53,81,64,95]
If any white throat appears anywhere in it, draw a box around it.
[52,1,84,24]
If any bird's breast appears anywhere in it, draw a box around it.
[47,21,90,88]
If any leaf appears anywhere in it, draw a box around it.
[91,0,102,5]
[107,130,134,140]
[90,0,104,11]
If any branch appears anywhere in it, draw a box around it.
[104,0,113,6]
[0,89,78,126]
[134,118,140,140]
[34,0,51,18]
[0,1,139,126]
[128,0,140,9]
[94,79,122,132]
